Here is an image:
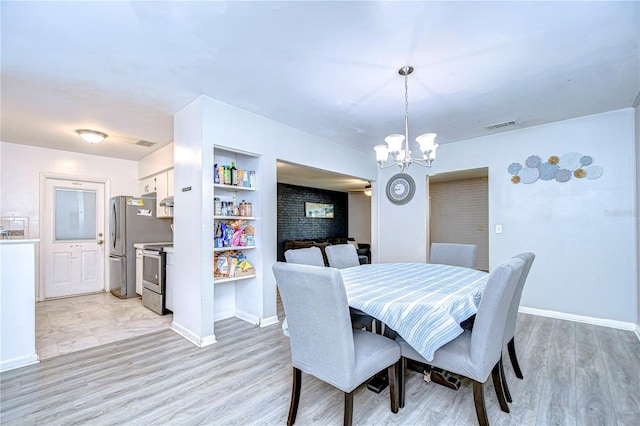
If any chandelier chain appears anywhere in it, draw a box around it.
[404,71,410,153]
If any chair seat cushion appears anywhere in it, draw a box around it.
[348,330,400,392]
[398,330,493,383]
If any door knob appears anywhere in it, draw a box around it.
[97,240,104,245]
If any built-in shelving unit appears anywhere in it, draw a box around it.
[213,147,260,323]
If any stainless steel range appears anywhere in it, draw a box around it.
[141,243,172,315]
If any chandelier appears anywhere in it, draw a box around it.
[374,66,438,170]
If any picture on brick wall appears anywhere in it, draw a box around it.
[305,202,334,218]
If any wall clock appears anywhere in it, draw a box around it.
[386,173,416,205]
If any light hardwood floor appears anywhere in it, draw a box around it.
[2,311,639,425]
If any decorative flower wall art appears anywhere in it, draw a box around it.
[508,152,603,184]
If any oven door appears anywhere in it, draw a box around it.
[142,250,164,294]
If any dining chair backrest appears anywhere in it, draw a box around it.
[284,246,325,267]
[325,244,360,269]
[272,262,356,390]
[469,257,525,377]
[503,252,535,345]
[430,243,477,269]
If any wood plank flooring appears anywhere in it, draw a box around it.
[2,313,639,425]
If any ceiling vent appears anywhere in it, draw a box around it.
[136,140,156,147]
[485,121,516,130]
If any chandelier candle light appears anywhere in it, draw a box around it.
[374,66,438,170]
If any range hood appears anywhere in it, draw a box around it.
[159,196,174,207]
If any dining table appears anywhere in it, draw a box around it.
[339,262,489,363]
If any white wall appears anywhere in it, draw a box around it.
[0,142,139,296]
[377,109,638,326]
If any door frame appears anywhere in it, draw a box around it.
[38,172,111,301]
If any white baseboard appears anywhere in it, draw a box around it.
[0,353,39,372]
[260,315,280,327]
[235,309,260,325]
[171,321,217,348]
[519,306,637,331]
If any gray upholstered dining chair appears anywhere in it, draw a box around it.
[460,252,535,404]
[284,246,325,266]
[325,244,360,269]
[325,244,376,331]
[397,257,526,426]
[430,242,478,269]
[272,262,400,426]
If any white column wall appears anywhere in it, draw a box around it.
[173,95,377,343]
[377,108,638,325]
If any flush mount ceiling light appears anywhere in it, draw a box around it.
[76,129,108,144]
[364,183,372,197]
[374,66,438,171]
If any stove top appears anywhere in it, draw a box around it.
[142,243,173,252]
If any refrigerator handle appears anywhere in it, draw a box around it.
[110,198,117,252]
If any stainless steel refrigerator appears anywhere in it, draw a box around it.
[109,195,172,299]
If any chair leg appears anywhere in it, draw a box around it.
[499,356,513,403]
[387,363,398,413]
[491,363,510,413]
[398,357,407,408]
[507,337,524,379]
[472,380,489,426]
[287,367,302,426]
[343,391,354,426]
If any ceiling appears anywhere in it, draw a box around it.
[1,1,638,190]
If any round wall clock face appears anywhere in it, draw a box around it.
[386,173,416,205]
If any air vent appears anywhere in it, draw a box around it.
[485,121,516,130]
[136,140,156,147]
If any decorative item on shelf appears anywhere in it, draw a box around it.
[214,219,255,248]
[373,66,438,171]
[508,152,603,184]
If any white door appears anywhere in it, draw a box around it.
[44,178,105,298]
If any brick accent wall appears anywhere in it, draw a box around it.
[277,183,348,261]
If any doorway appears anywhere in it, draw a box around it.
[41,176,106,299]
[428,168,489,271]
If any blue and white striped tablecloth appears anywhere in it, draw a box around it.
[340,263,489,362]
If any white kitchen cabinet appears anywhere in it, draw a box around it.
[135,248,143,296]
[165,249,174,312]
[139,175,156,196]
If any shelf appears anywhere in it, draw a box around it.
[214,274,256,284]
[214,216,255,220]
[214,183,255,191]
[214,245,256,252]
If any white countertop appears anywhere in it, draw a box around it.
[0,239,39,245]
